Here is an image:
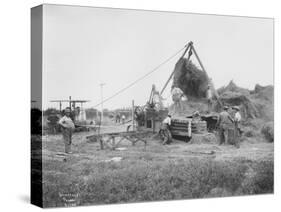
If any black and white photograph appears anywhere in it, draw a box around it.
[31,4,274,208]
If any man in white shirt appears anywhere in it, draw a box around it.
[171,86,185,112]
[161,114,172,145]
[233,106,242,148]
[163,114,172,127]
[59,108,75,154]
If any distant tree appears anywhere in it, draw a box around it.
[43,108,60,116]
[85,108,98,119]
[31,108,42,135]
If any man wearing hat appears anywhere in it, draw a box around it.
[217,106,234,145]
[233,106,242,148]
[161,114,173,144]
[171,86,185,112]
[58,107,75,154]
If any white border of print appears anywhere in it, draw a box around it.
[0,0,279,212]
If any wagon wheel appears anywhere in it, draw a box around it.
[159,128,172,145]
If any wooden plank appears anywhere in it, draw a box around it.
[86,131,149,139]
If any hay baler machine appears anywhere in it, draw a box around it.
[136,41,220,143]
[161,114,217,143]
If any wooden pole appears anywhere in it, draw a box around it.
[191,45,223,107]
[132,100,135,131]
[160,43,191,95]
[180,41,193,58]
[59,101,62,113]
[69,96,71,111]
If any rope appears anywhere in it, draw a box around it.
[92,45,186,108]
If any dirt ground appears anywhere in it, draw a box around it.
[42,123,273,163]
[41,122,273,207]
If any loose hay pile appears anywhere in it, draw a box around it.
[173,58,209,98]
[216,81,261,119]
[190,133,217,144]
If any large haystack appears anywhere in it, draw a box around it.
[216,81,260,119]
[216,81,274,120]
[251,84,274,121]
[217,80,250,96]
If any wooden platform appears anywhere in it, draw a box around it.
[86,131,150,150]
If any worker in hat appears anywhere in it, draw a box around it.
[121,114,126,124]
[206,84,213,113]
[171,86,185,112]
[216,106,234,145]
[161,114,172,145]
[58,107,75,154]
[233,106,242,148]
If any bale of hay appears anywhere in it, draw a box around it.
[261,122,274,142]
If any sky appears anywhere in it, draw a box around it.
[42,4,274,110]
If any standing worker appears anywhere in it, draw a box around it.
[162,114,172,129]
[115,113,118,123]
[171,86,185,112]
[121,114,126,124]
[233,106,242,148]
[161,114,172,145]
[206,84,213,113]
[58,108,75,154]
[217,106,234,145]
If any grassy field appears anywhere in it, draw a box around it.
[40,124,273,208]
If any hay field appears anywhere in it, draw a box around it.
[40,123,273,208]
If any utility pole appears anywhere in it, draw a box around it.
[132,100,135,131]
[100,83,106,123]
[69,96,72,111]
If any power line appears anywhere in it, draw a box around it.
[92,45,186,108]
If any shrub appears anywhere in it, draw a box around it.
[76,159,248,205]
[261,122,274,142]
[244,129,255,137]
[241,160,274,194]
[43,158,274,207]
